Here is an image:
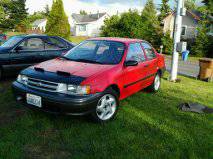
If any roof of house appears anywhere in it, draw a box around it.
[32,19,47,26]
[72,13,107,23]
[164,10,203,21]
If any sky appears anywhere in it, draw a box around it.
[25,0,201,16]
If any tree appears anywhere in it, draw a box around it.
[45,0,70,39]
[158,0,171,22]
[202,0,213,15]
[141,0,163,48]
[185,0,196,10]
[80,10,87,15]
[100,15,121,37]
[44,4,50,17]
[0,0,28,30]
[161,31,173,54]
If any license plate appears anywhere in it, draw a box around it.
[26,94,42,108]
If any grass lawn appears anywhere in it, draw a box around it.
[0,73,212,159]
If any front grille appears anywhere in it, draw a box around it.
[27,77,59,92]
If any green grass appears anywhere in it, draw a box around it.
[68,36,89,44]
[0,74,212,159]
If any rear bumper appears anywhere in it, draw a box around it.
[12,81,102,115]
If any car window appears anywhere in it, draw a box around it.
[1,36,23,48]
[44,37,67,50]
[126,43,146,62]
[141,42,156,60]
[19,38,44,50]
[65,40,125,65]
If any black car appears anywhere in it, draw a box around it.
[0,34,75,79]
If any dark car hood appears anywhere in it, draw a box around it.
[0,47,11,53]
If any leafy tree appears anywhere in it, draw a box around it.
[100,15,121,37]
[185,0,196,10]
[202,0,213,15]
[101,0,163,49]
[80,10,87,15]
[0,0,28,30]
[191,18,212,57]
[158,0,171,22]
[45,0,70,39]
[161,31,173,54]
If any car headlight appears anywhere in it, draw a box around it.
[67,85,91,95]
[17,74,28,85]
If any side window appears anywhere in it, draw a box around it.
[19,38,44,50]
[44,37,67,50]
[141,42,156,60]
[126,43,146,62]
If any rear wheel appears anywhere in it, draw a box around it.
[90,88,119,123]
[149,73,161,92]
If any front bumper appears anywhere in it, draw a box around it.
[12,81,102,115]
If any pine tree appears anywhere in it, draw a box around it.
[0,0,28,30]
[141,0,163,49]
[158,0,171,22]
[45,0,70,39]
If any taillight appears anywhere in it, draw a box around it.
[3,36,6,40]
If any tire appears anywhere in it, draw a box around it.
[149,73,161,92]
[90,88,119,123]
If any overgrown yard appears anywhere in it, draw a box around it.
[0,74,212,159]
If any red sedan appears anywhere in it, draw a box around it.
[12,37,165,122]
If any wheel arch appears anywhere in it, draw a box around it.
[106,84,120,98]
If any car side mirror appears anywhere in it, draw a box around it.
[124,60,138,67]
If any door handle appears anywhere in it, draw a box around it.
[144,64,149,67]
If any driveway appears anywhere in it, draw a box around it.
[165,56,200,78]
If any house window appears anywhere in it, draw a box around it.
[79,25,86,31]
[181,26,187,36]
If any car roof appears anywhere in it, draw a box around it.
[12,34,54,38]
[88,37,144,44]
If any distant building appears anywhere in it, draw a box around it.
[70,12,110,37]
[163,10,203,40]
[32,19,47,32]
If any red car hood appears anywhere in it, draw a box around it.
[33,58,115,78]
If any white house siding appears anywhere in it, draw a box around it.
[71,14,109,37]
[32,20,47,32]
[163,13,199,40]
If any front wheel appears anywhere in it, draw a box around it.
[149,73,161,92]
[90,88,119,123]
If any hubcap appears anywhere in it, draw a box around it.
[154,75,160,91]
[96,94,117,121]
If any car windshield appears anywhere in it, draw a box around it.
[64,40,125,65]
[1,36,23,48]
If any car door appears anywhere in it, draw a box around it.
[141,42,158,85]
[122,42,150,98]
[10,37,45,71]
[43,37,69,61]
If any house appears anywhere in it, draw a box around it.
[32,19,47,32]
[163,10,203,40]
[70,12,110,37]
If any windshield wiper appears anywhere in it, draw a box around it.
[74,59,103,64]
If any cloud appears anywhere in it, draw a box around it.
[26,0,144,16]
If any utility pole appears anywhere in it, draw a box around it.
[170,0,184,81]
